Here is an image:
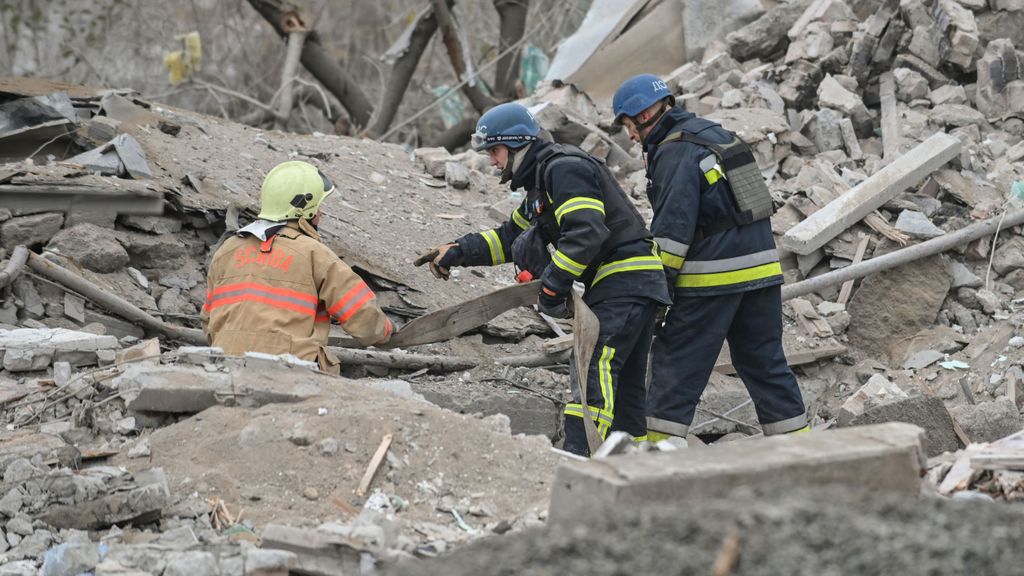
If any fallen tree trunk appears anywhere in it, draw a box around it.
[493,0,530,98]
[431,0,499,114]
[782,209,1024,301]
[25,252,206,345]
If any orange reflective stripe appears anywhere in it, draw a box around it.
[211,282,317,303]
[327,281,375,322]
[207,282,319,316]
[383,318,393,338]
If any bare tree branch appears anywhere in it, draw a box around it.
[367,7,441,138]
[430,0,499,114]
[246,0,374,129]
[275,30,307,128]
[428,116,477,151]
[493,0,529,98]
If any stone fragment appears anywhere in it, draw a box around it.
[950,400,1022,443]
[928,84,967,106]
[118,215,182,234]
[0,212,64,250]
[809,108,844,152]
[817,75,869,123]
[0,328,119,371]
[163,551,219,576]
[902,350,944,370]
[317,438,339,456]
[850,395,960,457]
[948,260,982,289]
[893,68,929,102]
[444,161,470,190]
[415,147,452,179]
[117,232,188,269]
[975,289,1003,315]
[726,0,814,61]
[992,236,1024,275]
[41,542,101,576]
[894,210,945,239]
[45,224,130,273]
[288,424,313,447]
[839,374,909,425]
[40,469,170,530]
[847,256,950,359]
[260,524,363,576]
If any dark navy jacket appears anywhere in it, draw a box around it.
[644,107,783,297]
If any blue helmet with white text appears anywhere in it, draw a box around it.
[471,103,540,151]
[612,74,674,125]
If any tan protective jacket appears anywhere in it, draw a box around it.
[202,219,391,372]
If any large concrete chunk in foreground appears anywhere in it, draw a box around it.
[781,132,960,255]
[549,423,926,525]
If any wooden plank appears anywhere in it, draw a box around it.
[782,132,960,255]
[573,290,604,454]
[382,281,540,348]
[837,234,870,305]
[356,433,393,497]
[879,71,900,160]
[714,339,846,375]
[543,334,575,353]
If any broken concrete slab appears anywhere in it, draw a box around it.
[0,327,119,371]
[39,469,170,530]
[118,215,182,235]
[726,0,814,61]
[839,373,908,425]
[903,349,944,371]
[782,132,960,254]
[0,212,64,251]
[259,524,362,576]
[950,400,1023,443]
[0,431,80,476]
[847,255,951,360]
[548,423,926,525]
[413,147,451,179]
[850,395,961,457]
[116,359,323,415]
[46,223,130,273]
[817,74,870,125]
[895,210,945,239]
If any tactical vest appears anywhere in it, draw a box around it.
[529,144,650,260]
[659,127,775,239]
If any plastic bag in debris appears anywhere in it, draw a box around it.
[520,44,550,96]
[164,31,202,85]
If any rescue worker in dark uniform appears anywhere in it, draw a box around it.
[612,74,808,442]
[419,102,670,456]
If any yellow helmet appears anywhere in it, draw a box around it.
[258,161,336,221]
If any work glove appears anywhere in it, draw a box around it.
[414,243,462,280]
[538,285,570,319]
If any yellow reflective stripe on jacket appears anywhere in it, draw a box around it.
[481,229,506,265]
[592,251,664,286]
[512,208,530,231]
[660,251,684,270]
[552,250,586,277]
[598,345,616,414]
[554,197,605,225]
[675,261,783,288]
[681,249,778,274]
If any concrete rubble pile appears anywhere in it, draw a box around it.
[2,0,1024,572]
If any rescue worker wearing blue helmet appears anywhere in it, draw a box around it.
[418,102,670,456]
[612,74,807,443]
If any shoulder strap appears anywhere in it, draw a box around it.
[533,144,595,197]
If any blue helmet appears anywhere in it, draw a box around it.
[471,103,540,152]
[612,74,673,125]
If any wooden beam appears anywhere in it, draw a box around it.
[837,234,870,305]
[357,433,393,497]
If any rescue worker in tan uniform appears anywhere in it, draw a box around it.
[202,161,392,373]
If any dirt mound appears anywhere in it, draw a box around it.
[386,486,1024,576]
[114,378,559,538]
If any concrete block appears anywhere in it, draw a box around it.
[0,431,79,476]
[782,132,960,254]
[839,374,909,425]
[0,212,64,250]
[444,161,470,190]
[40,470,170,530]
[260,524,362,576]
[548,423,927,525]
[850,395,960,457]
[895,210,946,239]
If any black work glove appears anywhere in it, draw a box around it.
[538,285,570,319]
[437,244,464,269]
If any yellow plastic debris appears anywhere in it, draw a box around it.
[162,31,202,85]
